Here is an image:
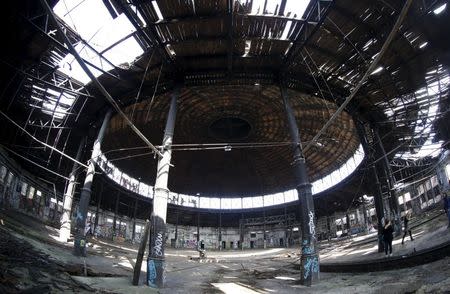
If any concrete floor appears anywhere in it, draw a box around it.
[1,209,450,293]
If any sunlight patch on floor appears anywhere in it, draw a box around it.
[212,282,268,294]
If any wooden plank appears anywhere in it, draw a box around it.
[132,220,150,286]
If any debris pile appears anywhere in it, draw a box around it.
[0,228,95,293]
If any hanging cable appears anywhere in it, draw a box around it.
[40,0,163,158]
[0,109,88,168]
[130,51,154,122]
[1,145,70,181]
[145,62,164,122]
[304,0,413,153]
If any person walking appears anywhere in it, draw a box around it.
[401,212,414,244]
[383,219,394,257]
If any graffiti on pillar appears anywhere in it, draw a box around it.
[302,238,315,255]
[308,211,315,237]
[302,244,314,255]
[148,259,166,287]
[148,259,157,287]
[303,255,319,280]
[152,232,164,257]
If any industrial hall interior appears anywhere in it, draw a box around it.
[1,0,450,293]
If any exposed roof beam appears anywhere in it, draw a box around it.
[113,0,176,69]
[283,0,334,70]
[152,13,316,26]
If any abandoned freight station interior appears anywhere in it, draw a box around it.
[1,0,450,293]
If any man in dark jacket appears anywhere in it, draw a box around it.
[444,193,450,228]
[383,220,394,257]
[401,212,414,244]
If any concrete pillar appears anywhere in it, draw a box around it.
[112,192,120,240]
[147,85,180,288]
[74,109,113,256]
[280,84,318,286]
[263,210,267,249]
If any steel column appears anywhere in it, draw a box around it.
[197,212,200,244]
[355,120,385,252]
[132,198,138,241]
[284,206,288,248]
[174,209,179,248]
[218,212,222,250]
[112,192,120,240]
[240,212,244,250]
[280,84,318,286]
[59,137,85,242]
[147,85,180,288]
[263,210,267,249]
[375,129,401,234]
[372,165,386,252]
[93,181,103,236]
[74,109,113,256]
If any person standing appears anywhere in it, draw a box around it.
[383,219,394,257]
[401,212,414,244]
[444,193,450,228]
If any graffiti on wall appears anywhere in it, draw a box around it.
[185,239,197,248]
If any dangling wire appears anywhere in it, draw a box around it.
[130,51,154,122]
[145,62,164,122]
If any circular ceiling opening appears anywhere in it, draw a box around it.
[209,117,252,141]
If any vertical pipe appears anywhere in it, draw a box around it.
[148,85,180,288]
[280,84,319,286]
[74,109,113,256]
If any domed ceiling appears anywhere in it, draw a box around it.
[102,84,359,196]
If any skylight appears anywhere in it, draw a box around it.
[239,0,310,17]
[53,0,144,84]
[433,3,447,15]
[393,64,449,161]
